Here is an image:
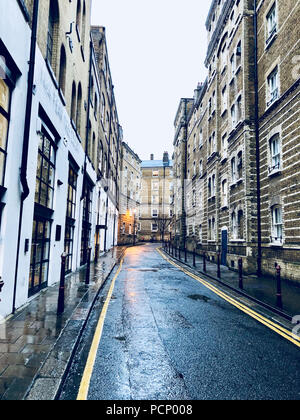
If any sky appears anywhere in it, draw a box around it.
[91,0,212,161]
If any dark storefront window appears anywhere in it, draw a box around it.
[29,124,57,297]
[64,163,78,273]
[0,78,11,186]
[80,179,93,265]
[29,218,51,297]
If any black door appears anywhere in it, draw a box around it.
[29,217,51,297]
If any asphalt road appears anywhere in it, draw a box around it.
[60,244,300,401]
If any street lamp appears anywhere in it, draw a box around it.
[133,208,137,246]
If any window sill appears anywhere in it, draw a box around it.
[269,168,282,178]
[265,32,277,50]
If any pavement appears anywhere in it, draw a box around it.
[0,246,126,401]
[60,244,300,401]
[164,245,300,318]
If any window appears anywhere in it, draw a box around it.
[266,3,277,44]
[271,206,283,244]
[269,134,281,174]
[29,218,51,297]
[231,104,236,128]
[58,45,66,95]
[64,162,78,274]
[199,224,203,243]
[231,157,237,184]
[231,211,238,239]
[0,78,11,186]
[152,181,159,191]
[221,133,228,158]
[152,209,158,217]
[222,179,228,208]
[76,83,82,133]
[81,179,93,265]
[199,160,203,177]
[152,223,158,232]
[237,151,243,179]
[71,81,77,123]
[152,170,159,178]
[46,0,59,71]
[222,86,227,113]
[35,129,56,209]
[267,67,279,107]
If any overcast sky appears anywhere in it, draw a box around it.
[91,0,211,161]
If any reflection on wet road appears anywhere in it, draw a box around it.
[61,244,300,401]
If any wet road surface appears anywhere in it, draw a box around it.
[60,244,300,400]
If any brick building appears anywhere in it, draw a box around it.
[172,0,300,281]
[140,153,173,242]
[118,142,142,245]
[0,0,122,318]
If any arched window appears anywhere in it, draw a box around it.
[82,1,86,48]
[92,132,96,165]
[71,82,77,123]
[58,45,66,95]
[47,0,59,72]
[76,83,82,132]
[98,141,103,173]
[238,210,244,240]
[76,0,82,32]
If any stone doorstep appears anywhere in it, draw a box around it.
[24,257,121,401]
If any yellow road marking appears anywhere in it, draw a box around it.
[77,258,124,401]
[157,248,300,348]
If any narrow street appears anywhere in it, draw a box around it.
[60,244,300,401]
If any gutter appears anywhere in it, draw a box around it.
[254,0,262,276]
[12,0,40,313]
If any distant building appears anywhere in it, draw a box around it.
[118,142,142,245]
[140,153,173,242]
[172,0,300,281]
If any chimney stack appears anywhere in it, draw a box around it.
[150,154,154,161]
[163,151,169,166]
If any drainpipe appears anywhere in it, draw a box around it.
[182,100,188,250]
[254,0,262,276]
[12,0,40,313]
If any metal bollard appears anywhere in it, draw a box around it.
[203,253,207,272]
[95,243,99,264]
[193,249,196,267]
[185,248,187,263]
[85,247,92,285]
[57,253,67,314]
[276,265,283,309]
[179,247,181,260]
[217,253,221,279]
[238,258,243,290]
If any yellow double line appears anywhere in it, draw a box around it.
[157,248,300,349]
[77,258,124,401]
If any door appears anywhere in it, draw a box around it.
[221,229,228,266]
[29,217,51,297]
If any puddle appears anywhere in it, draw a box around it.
[188,294,211,303]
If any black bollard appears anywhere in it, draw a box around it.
[238,258,243,290]
[276,265,283,309]
[185,248,187,263]
[85,247,92,285]
[203,253,207,272]
[57,253,67,314]
[217,253,221,279]
[179,247,181,260]
[193,249,196,267]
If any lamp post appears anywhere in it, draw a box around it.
[133,208,137,246]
